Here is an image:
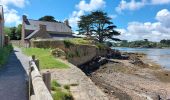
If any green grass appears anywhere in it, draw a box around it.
[51,80,73,100]
[95,42,108,50]
[0,45,13,66]
[64,38,92,46]
[22,47,69,69]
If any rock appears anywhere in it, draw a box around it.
[165,73,169,76]
[121,55,129,60]
[111,91,114,93]
[98,57,108,65]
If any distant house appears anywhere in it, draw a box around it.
[21,15,73,45]
[0,5,4,48]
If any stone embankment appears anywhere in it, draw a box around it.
[42,59,108,100]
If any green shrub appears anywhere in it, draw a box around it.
[51,48,66,58]
[51,80,73,100]
[63,40,74,48]
[64,38,92,46]
[66,49,81,59]
[95,43,107,50]
[75,49,81,57]
[64,85,70,90]
[0,44,13,66]
[70,83,79,86]
[52,91,73,100]
[51,80,61,91]
[66,51,74,58]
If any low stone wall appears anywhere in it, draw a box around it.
[11,40,30,48]
[30,39,109,66]
[30,39,65,49]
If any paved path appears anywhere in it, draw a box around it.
[0,47,29,100]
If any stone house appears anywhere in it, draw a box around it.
[21,15,73,45]
[0,5,4,48]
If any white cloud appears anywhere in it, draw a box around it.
[116,9,170,41]
[69,0,106,29]
[116,0,146,13]
[156,9,170,27]
[0,0,28,26]
[0,0,28,8]
[76,0,105,12]
[69,10,85,29]
[4,7,21,25]
[116,0,170,13]
[151,0,170,5]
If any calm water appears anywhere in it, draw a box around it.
[112,47,170,69]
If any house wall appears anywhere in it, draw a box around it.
[0,6,4,48]
[21,15,26,45]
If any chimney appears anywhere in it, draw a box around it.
[39,24,46,31]
[22,15,27,22]
[64,19,70,27]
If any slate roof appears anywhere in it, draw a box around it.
[24,19,72,33]
[25,30,39,39]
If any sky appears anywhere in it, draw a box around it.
[0,0,170,41]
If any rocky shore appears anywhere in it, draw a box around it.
[80,52,170,100]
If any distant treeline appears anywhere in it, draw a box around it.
[113,39,170,48]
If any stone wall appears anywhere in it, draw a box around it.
[30,39,65,49]
[66,44,97,66]
[30,39,109,66]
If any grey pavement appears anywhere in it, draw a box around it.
[0,47,29,100]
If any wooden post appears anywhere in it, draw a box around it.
[35,59,40,71]
[32,55,35,61]
[42,71,51,92]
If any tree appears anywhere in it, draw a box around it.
[39,15,57,22]
[15,24,22,40]
[4,27,11,36]
[78,11,120,43]
[160,39,166,44]
[78,14,93,35]
[144,39,148,42]
[10,27,17,40]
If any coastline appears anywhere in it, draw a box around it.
[88,52,170,99]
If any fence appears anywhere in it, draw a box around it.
[28,55,53,100]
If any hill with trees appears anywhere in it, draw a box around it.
[114,39,170,48]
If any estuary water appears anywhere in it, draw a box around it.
[112,47,170,69]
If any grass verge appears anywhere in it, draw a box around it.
[22,47,69,69]
[0,45,13,66]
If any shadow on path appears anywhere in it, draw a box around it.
[0,49,28,100]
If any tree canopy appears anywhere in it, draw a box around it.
[4,24,22,40]
[78,11,120,43]
[39,15,57,22]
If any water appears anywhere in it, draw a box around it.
[112,47,170,69]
